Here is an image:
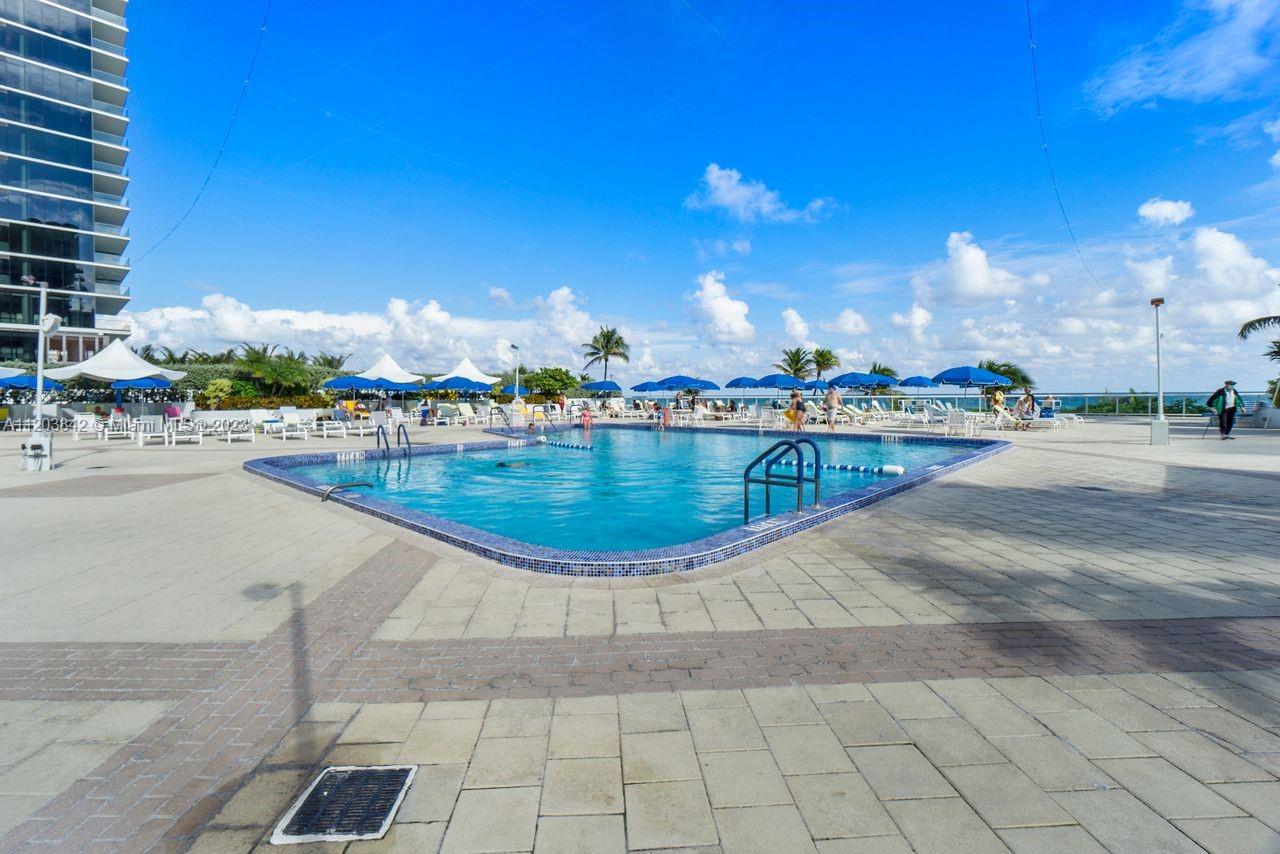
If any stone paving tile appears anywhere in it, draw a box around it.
[1051,789,1204,853]
[819,700,909,747]
[699,750,791,808]
[533,814,625,853]
[540,757,623,816]
[714,804,819,854]
[988,735,1115,792]
[1136,729,1278,783]
[624,780,717,849]
[941,763,1074,828]
[785,771,896,840]
[462,736,546,789]
[900,716,1007,767]
[1094,757,1247,820]
[686,705,766,752]
[441,786,539,853]
[621,730,700,784]
[885,796,1010,854]
[1210,781,1280,831]
[1034,709,1156,759]
[763,725,856,775]
[995,825,1108,854]
[847,745,954,800]
[1173,815,1280,853]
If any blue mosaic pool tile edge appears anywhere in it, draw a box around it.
[243,425,1010,577]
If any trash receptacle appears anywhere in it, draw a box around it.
[19,430,52,472]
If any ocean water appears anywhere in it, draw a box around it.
[292,428,965,551]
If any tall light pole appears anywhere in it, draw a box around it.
[1150,297,1168,445]
[20,275,54,429]
[510,343,521,403]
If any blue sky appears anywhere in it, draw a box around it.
[123,0,1280,389]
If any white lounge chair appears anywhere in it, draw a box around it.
[169,420,204,445]
[72,412,103,441]
[943,409,974,437]
[102,415,131,440]
[318,420,347,438]
[456,403,479,425]
[215,419,255,443]
[278,411,309,440]
[135,416,168,447]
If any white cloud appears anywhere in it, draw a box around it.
[688,270,755,343]
[781,307,810,342]
[126,287,603,375]
[694,236,754,261]
[1137,197,1195,226]
[1193,226,1280,294]
[731,238,752,255]
[1127,255,1178,294]
[1270,149,1280,168]
[890,302,933,343]
[1087,0,1280,114]
[916,231,1023,302]
[488,286,513,308]
[820,308,871,336]
[684,163,832,224]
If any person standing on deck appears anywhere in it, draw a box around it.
[1207,381,1241,440]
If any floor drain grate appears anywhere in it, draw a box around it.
[270,765,415,845]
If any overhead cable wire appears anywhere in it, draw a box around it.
[133,0,273,264]
[1024,0,1103,288]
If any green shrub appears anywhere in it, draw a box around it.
[194,393,332,410]
[203,378,233,408]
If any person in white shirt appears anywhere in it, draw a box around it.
[1207,380,1241,440]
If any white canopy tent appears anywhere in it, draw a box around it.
[0,366,23,379]
[355,354,424,384]
[45,339,187,382]
[433,357,501,385]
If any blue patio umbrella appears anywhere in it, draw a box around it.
[110,376,172,408]
[323,376,381,391]
[0,375,64,391]
[373,379,423,391]
[754,374,805,389]
[630,381,663,392]
[898,375,938,388]
[438,377,491,393]
[725,376,758,388]
[931,366,1011,387]
[656,374,699,389]
[582,380,621,393]
[864,373,897,387]
[828,371,872,388]
[688,378,720,391]
[804,379,829,391]
[501,384,529,395]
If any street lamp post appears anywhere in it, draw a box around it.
[20,275,54,426]
[1150,297,1168,445]
[510,343,521,404]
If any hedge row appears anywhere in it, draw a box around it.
[196,394,333,410]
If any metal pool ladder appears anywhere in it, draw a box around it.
[743,438,821,523]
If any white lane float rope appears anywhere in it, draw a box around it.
[546,441,593,451]
[775,459,903,475]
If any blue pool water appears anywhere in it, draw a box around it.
[292,429,965,551]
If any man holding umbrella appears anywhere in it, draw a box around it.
[1207,380,1241,440]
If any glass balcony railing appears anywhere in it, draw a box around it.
[91,7,127,28]
[93,251,128,265]
[92,192,127,207]
[91,98,126,117]
[91,67,126,87]
[91,38,126,58]
[95,282,129,296]
[92,223,129,236]
[92,129,126,146]
[91,160,127,176]
[94,314,132,333]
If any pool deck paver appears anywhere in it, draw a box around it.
[0,420,1278,850]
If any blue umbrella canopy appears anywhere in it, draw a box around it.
[689,378,720,391]
[656,374,699,388]
[863,372,897,387]
[323,375,380,391]
[754,374,805,390]
[631,381,663,392]
[898,375,938,388]
[582,380,622,392]
[0,375,64,391]
[828,371,872,388]
[931,366,1011,387]
[804,379,829,390]
[438,377,492,392]
[110,377,172,390]
[501,384,529,395]
[373,379,423,391]
[725,376,758,389]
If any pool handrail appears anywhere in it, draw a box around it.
[743,438,821,523]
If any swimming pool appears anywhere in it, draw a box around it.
[246,424,1007,576]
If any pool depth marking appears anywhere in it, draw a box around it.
[244,423,1009,577]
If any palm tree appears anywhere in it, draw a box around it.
[1240,315,1280,340]
[158,346,182,364]
[311,351,351,370]
[133,344,158,361]
[774,347,815,380]
[581,326,630,382]
[978,359,1034,388]
[812,347,840,379]
[869,361,897,379]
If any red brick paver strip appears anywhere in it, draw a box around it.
[2,537,1279,852]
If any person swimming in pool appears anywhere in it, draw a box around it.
[497,461,529,468]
